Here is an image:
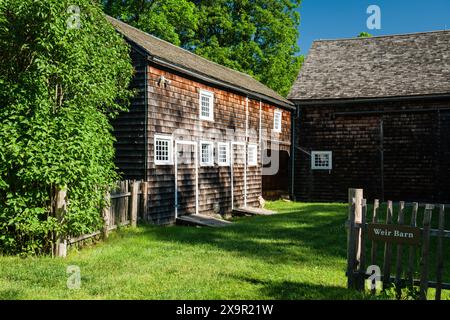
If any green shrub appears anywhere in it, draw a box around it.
[0,0,133,255]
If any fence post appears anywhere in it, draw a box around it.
[382,201,393,289]
[419,204,433,300]
[130,180,139,227]
[55,186,67,258]
[395,201,405,299]
[407,202,418,287]
[357,198,367,290]
[435,204,445,300]
[102,191,111,240]
[347,188,363,289]
[140,181,149,221]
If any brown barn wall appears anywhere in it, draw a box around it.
[112,50,147,181]
[143,63,291,224]
[294,99,450,203]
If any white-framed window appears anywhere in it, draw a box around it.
[311,151,332,170]
[200,141,214,166]
[248,144,258,166]
[217,142,230,166]
[154,134,173,165]
[199,89,214,121]
[273,110,282,133]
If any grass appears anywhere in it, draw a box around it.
[0,201,447,300]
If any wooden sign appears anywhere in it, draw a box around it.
[367,223,421,245]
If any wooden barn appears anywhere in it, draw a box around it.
[288,31,450,203]
[107,17,294,225]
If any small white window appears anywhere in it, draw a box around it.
[154,134,173,165]
[217,142,230,166]
[199,89,214,121]
[311,151,332,170]
[273,110,282,133]
[248,144,258,166]
[200,141,214,166]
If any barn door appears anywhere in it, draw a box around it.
[231,142,246,209]
[174,141,198,218]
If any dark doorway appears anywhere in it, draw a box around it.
[262,149,290,200]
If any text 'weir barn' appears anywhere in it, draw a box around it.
[107,16,294,225]
[288,31,450,203]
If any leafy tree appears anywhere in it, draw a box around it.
[103,0,198,47]
[192,0,303,97]
[358,32,373,38]
[0,0,133,255]
[103,0,303,97]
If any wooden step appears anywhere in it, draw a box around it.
[176,214,232,227]
[232,207,276,216]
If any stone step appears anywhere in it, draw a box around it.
[176,214,233,227]
[232,207,276,216]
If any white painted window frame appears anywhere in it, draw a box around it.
[200,141,214,166]
[154,134,173,165]
[311,151,333,170]
[217,142,230,166]
[199,89,214,121]
[273,110,282,133]
[247,144,258,167]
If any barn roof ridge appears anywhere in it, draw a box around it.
[106,15,293,109]
[289,30,450,101]
[313,29,450,43]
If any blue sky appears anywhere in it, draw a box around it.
[297,0,450,54]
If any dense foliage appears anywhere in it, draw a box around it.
[358,32,373,38]
[0,0,133,255]
[103,0,303,97]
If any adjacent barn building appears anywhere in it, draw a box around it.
[289,31,450,203]
[107,17,294,225]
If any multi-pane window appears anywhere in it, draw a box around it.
[217,142,230,166]
[154,134,173,165]
[274,110,282,133]
[200,141,214,166]
[248,144,258,166]
[311,151,332,170]
[199,89,214,121]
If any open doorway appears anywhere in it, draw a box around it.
[262,149,290,200]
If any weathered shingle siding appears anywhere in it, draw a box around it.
[294,99,450,203]
[144,64,291,224]
[112,50,147,180]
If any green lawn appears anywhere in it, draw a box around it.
[0,201,446,300]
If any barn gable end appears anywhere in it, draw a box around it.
[289,31,450,203]
[108,16,293,224]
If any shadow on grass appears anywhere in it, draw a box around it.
[0,289,23,300]
[141,203,349,267]
[230,275,365,300]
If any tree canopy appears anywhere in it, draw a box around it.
[358,32,373,38]
[0,0,133,254]
[103,0,303,97]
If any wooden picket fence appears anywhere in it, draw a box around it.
[54,180,149,257]
[346,188,449,300]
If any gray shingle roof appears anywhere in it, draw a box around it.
[106,16,293,108]
[288,31,450,101]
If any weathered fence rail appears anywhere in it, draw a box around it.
[55,180,149,257]
[346,188,449,300]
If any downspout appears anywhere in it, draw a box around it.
[144,61,148,181]
[259,101,262,145]
[259,100,262,201]
[244,97,249,207]
[290,105,298,200]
